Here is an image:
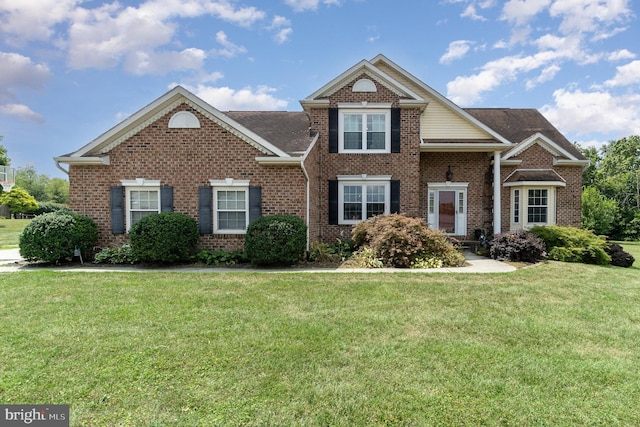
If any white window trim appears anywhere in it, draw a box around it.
[338,108,391,153]
[509,186,557,230]
[121,179,161,232]
[426,183,468,235]
[338,175,392,225]
[210,179,250,234]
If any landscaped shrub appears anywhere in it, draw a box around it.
[342,246,384,268]
[94,244,139,264]
[196,248,247,266]
[351,214,465,268]
[529,225,610,265]
[32,202,71,216]
[244,214,307,266]
[308,239,354,263]
[19,211,98,263]
[490,229,546,263]
[605,244,635,268]
[129,212,199,263]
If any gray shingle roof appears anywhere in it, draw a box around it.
[226,111,313,156]
[464,108,586,160]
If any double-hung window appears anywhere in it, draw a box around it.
[338,176,390,224]
[210,180,250,234]
[339,109,390,153]
[120,179,162,231]
[527,189,548,223]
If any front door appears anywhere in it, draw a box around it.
[438,190,456,233]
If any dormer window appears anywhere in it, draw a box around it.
[339,109,391,153]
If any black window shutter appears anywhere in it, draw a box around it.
[198,186,213,235]
[390,180,400,214]
[249,186,262,224]
[328,108,338,153]
[391,108,401,153]
[328,180,338,225]
[110,186,125,234]
[160,186,174,212]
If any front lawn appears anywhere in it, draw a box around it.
[0,218,30,249]
[1,262,639,425]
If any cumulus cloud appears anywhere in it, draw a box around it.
[0,52,51,91]
[607,49,635,61]
[440,40,474,64]
[0,103,44,123]
[211,31,247,58]
[541,88,640,136]
[269,16,293,44]
[0,0,80,43]
[182,84,289,111]
[604,60,640,87]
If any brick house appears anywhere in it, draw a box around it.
[55,54,588,250]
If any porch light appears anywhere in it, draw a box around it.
[446,165,453,182]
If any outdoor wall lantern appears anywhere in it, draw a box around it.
[446,165,453,182]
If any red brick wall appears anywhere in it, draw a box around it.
[499,143,583,232]
[420,152,494,239]
[308,74,423,244]
[68,104,307,250]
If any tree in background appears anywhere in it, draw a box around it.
[581,186,618,236]
[0,136,9,166]
[15,165,70,204]
[0,187,38,217]
[577,135,640,240]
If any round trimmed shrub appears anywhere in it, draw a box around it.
[32,202,71,216]
[244,214,307,266]
[129,212,199,263]
[351,214,465,268]
[19,211,98,263]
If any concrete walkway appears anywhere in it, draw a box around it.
[0,248,516,273]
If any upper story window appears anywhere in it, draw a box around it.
[339,109,391,153]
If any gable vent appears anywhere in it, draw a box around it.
[168,111,200,128]
[352,78,377,93]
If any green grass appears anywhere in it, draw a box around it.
[1,262,639,426]
[0,218,30,249]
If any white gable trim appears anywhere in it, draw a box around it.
[503,132,579,162]
[66,86,290,160]
[302,60,424,103]
[369,54,513,146]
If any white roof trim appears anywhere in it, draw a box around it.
[302,59,424,102]
[255,156,302,166]
[504,181,567,188]
[369,54,512,146]
[420,142,513,152]
[503,132,578,161]
[54,155,110,165]
[68,86,290,159]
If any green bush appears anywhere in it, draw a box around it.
[129,212,199,263]
[308,239,354,263]
[529,225,610,265]
[32,202,71,216]
[19,211,98,263]
[196,248,247,266]
[342,247,384,268]
[94,244,139,264]
[244,214,307,266]
[351,214,465,268]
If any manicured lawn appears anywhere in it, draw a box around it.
[1,261,639,426]
[0,218,30,249]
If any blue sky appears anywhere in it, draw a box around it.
[1,0,638,178]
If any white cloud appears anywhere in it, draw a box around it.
[440,40,474,64]
[0,52,51,91]
[525,64,561,89]
[501,0,551,26]
[0,0,80,43]
[604,60,640,87]
[607,49,635,62]
[541,88,640,136]
[0,103,44,123]
[183,84,289,110]
[549,0,632,35]
[284,0,340,12]
[269,16,293,44]
[211,31,247,58]
[461,4,487,20]
[124,48,206,75]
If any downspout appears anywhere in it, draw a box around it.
[493,151,501,235]
[300,132,319,252]
[55,159,69,175]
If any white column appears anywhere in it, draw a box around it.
[493,151,501,235]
